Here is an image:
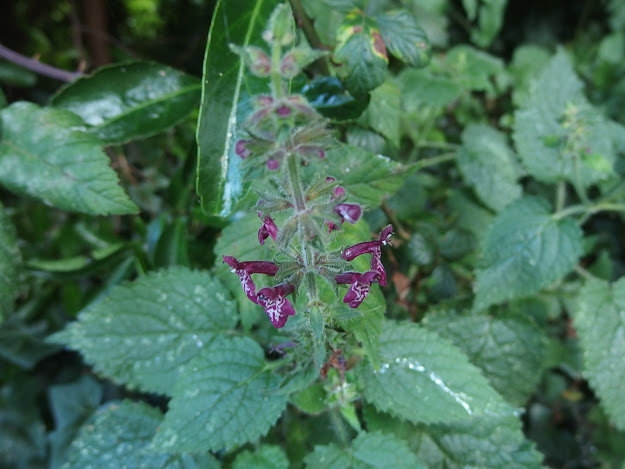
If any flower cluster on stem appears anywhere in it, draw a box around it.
[223,4,393,329]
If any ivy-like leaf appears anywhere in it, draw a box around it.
[513,50,616,187]
[573,278,625,430]
[51,62,201,145]
[233,445,289,469]
[309,144,408,208]
[473,196,584,311]
[457,124,522,212]
[62,400,217,469]
[304,431,425,468]
[376,9,431,68]
[196,0,277,217]
[152,336,288,452]
[0,203,21,324]
[357,320,512,425]
[49,267,237,395]
[364,406,545,469]
[424,310,550,405]
[334,10,389,96]
[0,101,138,215]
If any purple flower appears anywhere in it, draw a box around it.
[335,271,380,308]
[258,212,279,245]
[331,186,346,200]
[267,158,280,170]
[235,140,252,159]
[334,203,361,224]
[341,225,393,286]
[257,284,296,328]
[222,256,279,303]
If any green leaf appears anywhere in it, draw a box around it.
[457,124,522,212]
[364,406,545,469]
[51,62,201,145]
[334,10,389,96]
[196,0,277,217]
[573,278,625,430]
[0,101,138,215]
[466,0,506,47]
[474,196,584,311]
[49,267,237,395]
[152,335,288,452]
[310,144,408,208]
[513,50,616,187]
[357,320,512,425]
[301,76,370,120]
[0,202,21,323]
[339,288,385,370]
[397,69,462,111]
[445,45,505,94]
[62,400,216,469]
[363,80,401,147]
[304,431,425,468]
[48,376,102,469]
[376,9,431,68]
[423,310,550,405]
[233,445,289,469]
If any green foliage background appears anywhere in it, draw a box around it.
[2,0,625,468]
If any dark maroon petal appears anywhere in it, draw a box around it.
[334,203,361,224]
[370,252,387,286]
[335,271,362,285]
[258,213,279,245]
[267,158,280,170]
[257,284,296,328]
[341,241,380,261]
[326,221,340,233]
[331,186,346,200]
[379,225,394,245]
[238,260,279,276]
[276,105,291,117]
[341,270,380,308]
[236,269,259,304]
[222,255,240,270]
[235,140,252,159]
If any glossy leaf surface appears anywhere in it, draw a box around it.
[51,62,201,144]
[0,102,138,215]
[196,0,277,217]
[357,320,512,424]
[474,196,583,311]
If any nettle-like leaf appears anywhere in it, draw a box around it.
[457,124,522,212]
[62,400,217,469]
[376,9,431,68]
[334,9,389,96]
[474,196,583,311]
[233,445,289,469]
[152,335,288,452]
[49,267,237,395]
[0,102,138,215]
[196,0,277,217]
[304,431,425,469]
[51,62,201,145]
[357,320,512,425]
[310,144,409,208]
[424,310,550,405]
[364,406,545,469]
[444,45,505,94]
[513,50,616,187]
[0,203,21,324]
[573,278,625,430]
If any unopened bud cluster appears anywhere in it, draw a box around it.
[224,4,393,329]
